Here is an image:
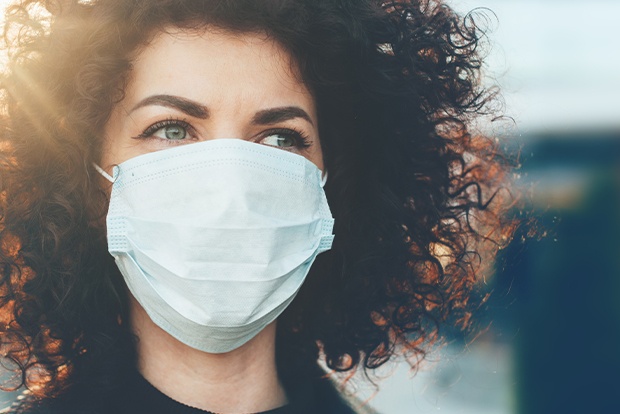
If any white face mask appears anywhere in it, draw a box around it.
[96,139,334,353]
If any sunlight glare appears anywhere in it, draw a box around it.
[0,0,13,17]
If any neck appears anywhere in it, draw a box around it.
[130,298,288,413]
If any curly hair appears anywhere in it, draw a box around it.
[0,0,517,399]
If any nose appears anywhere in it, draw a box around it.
[201,120,248,143]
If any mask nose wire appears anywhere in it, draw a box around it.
[93,163,115,183]
[94,157,326,186]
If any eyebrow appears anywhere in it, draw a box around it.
[252,106,314,126]
[130,94,314,126]
[130,95,210,118]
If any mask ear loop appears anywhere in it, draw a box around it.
[93,163,115,183]
[320,171,328,187]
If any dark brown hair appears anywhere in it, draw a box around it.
[0,0,517,398]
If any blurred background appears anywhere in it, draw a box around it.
[358,1,620,413]
[1,0,618,413]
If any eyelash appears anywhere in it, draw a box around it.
[259,127,313,149]
[132,118,195,140]
[133,119,313,150]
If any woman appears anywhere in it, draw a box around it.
[0,0,515,413]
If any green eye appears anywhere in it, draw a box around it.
[262,133,295,148]
[258,128,312,150]
[136,120,193,141]
[155,125,187,140]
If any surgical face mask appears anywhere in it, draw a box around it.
[96,139,334,353]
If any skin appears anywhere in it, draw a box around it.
[100,27,323,413]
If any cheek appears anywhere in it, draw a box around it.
[101,100,150,165]
[100,111,144,169]
[313,144,325,171]
[309,135,325,171]
[99,137,117,172]
[100,108,124,168]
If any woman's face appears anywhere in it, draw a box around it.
[101,27,322,172]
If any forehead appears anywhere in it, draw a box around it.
[124,27,314,114]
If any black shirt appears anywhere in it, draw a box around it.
[7,370,358,414]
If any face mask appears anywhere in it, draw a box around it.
[96,139,334,353]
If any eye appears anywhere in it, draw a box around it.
[134,119,194,141]
[258,128,311,150]
[262,133,295,148]
[154,124,187,140]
